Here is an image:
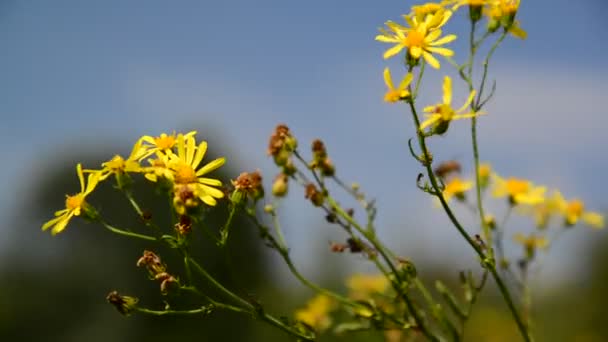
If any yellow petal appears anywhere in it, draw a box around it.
[192,141,208,169]
[383,44,405,59]
[426,46,454,57]
[196,157,226,176]
[76,164,85,193]
[583,212,605,229]
[419,115,440,130]
[375,34,399,43]
[383,67,394,90]
[456,90,477,113]
[430,34,457,46]
[423,51,440,69]
[198,177,223,186]
[442,76,452,105]
[398,72,414,90]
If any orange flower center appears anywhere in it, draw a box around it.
[65,194,85,211]
[384,90,402,103]
[478,164,491,178]
[405,30,425,48]
[154,134,176,150]
[567,200,584,218]
[174,164,198,184]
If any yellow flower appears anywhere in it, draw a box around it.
[167,134,226,206]
[411,2,445,20]
[419,76,483,133]
[478,162,492,187]
[443,177,473,201]
[376,9,456,69]
[42,164,101,235]
[139,131,197,160]
[514,233,548,259]
[448,0,492,10]
[521,191,564,229]
[553,192,604,229]
[383,68,413,103]
[91,140,148,180]
[485,0,525,38]
[346,273,390,300]
[143,151,174,183]
[294,295,335,331]
[492,174,546,205]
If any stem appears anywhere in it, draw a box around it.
[219,204,238,246]
[475,31,508,110]
[406,99,532,341]
[188,257,254,310]
[100,220,156,241]
[327,197,441,342]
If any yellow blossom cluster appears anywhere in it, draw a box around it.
[436,162,604,230]
[42,131,226,234]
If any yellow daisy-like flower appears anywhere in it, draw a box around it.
[91,140,148,181]
[383,68,413,103]
[411,2,445,20]
[419,76,483,133]
[42,164,101,235]
[443,177,473,202]
[167,134,226,206]
[139,131,197,160]
[294,295,335,331]
[346,273,390,300]
[376,9,456,69]
[553,192,604,229]
[478,162,492,188]
[485,0,526,39]
[492,174,546,206]
[447,0,492,10]
[514,233,548,259]
[519,191,564,229]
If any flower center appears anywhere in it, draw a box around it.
[65,194,84,211]
[154,134,176,150]
[174,164,198,184]
[567,200,584,218]
[104,155,126,172]
[438,104,455,121]
[384,90,401,103]
[405,30,425,48]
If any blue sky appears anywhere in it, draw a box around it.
[1,0,607,285]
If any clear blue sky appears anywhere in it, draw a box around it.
[1,0,606,283]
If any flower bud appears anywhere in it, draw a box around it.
[106,291,138,316]
[272,174,289,197]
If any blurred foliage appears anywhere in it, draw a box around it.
[0,133,606,341]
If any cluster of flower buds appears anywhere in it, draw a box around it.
[268,124,298,197]
[231,170,264,204]
[305,183,325,207]
[267,124,298,169]
[136,250,178,294]
[174,215,193,236]
[172,184,200,215]
[309,139,335,176]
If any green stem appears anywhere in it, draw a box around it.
[475,31,508,110]
[100,220,156,241]
[219,204,238,246]
[327,197,440,342]
[406,99,532,342]
[188,257,253,310]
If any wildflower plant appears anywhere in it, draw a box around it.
[42,1,605,341]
